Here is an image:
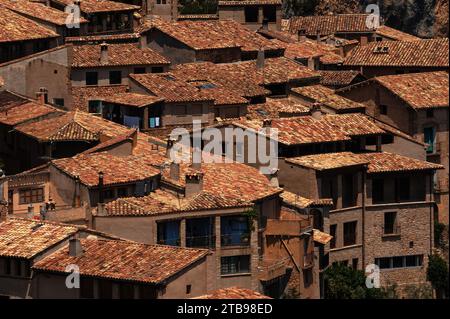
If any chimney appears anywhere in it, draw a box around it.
[100,42,108,64]
[139,35,147,49]
[268,168,279,187]
[262,119,272,135]
[311,102,322,120]
[166,137,177,159]
[256,49,265,70]
[36,87,48,104]
[185,173,203,197]
[98,171,104,204]
[73,0,81,6]
[298,29,306,42]
[170,161,180,181]
[69,237,83,257]
[262,18,269,31]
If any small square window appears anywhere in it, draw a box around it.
[134,67,146,74]
[109,71,122,84]
[86,71,98,85]
[151,66,164,73]
[53,98,64,107]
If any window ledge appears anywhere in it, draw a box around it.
[330,244,362,252]
[220,273,251,278]
[382,233,401,239]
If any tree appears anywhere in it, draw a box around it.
[324,263,388,299]
[427,254,449,298]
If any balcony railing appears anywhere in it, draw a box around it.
[221,233,250,247]
[382,225,401,237]
[303,253,314,269]
[186,235,216,249]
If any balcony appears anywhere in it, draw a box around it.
[265,219,312,237]
[221,233,250,247]
[257,258,290,282]
[302,253,314,269]
[382,225,401,237]
[186,235,216,249]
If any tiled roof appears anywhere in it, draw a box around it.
[96,189,252,217]
[281,191,333,208]
[368,118,425,146]
[0,218,78,259]
[313,229,333,245]
[70,84,129,111]
[246,97,310,120]
[33,239,209,284]
[375,25,421,42]
[186,80,248,106]
[361,152,444,173]
[0,0,88,26]
[71,43,170,68]
[286,151,443,173]
[286,14,374,36]
[373,72,449,109]
[52,0,140,13]
[344,38,449,67]
[65,33,140,44]
[0,100,60,126]
[148,19,283,53]
[172,57,319,97]
[130,73,214,103]
[291,85,366,111]
[194,287,272,299]
[219,0,280,5]
[177,14,219,20]
[161,163,282,202]
[52,151,160,187]
[234,113,384,145]
[286,152,369,171]
[97,92,164,108]
[319,70,364,87]
[275,39,344,65]
[0,6,59,43]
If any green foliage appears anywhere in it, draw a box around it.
[282,0,320,18]
[434,221,446,248]
[283,286,301,299]
[402,284,433,299]
[243,207,258,232]
[427,254,449,294]
[179,0,217,14]
[324,263,388,299]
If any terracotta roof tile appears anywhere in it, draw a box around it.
[319,70,365,87]
[344,38,449,67]
[0,6,59,43]
[52,0,139,13]
[130,73,214,103]
[33,239,209,284]
[194,287,271,299]
[286,151,443,173]
[286,14,374,36]
[373,71,449,109]
[186,80,248,106]
[52,151,160,187]
[71,43,170,68]
[147,19,283,53]
[375,25,421,42]
[320,113,385,136]
[97,92,164,108]
[218,0,281,5]
[97,189,252,217]
[65,33,140,44]
[0,218,78,259]
[281,191,333,208]
[274,39,344,65]
[313,229,333,245]
[246,97,310,120]
[0,0,88,26]
[70,85,130,111]
[291,85,366,111]
[177,14,218,20]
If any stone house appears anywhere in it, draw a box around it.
[278,151,442,294]
[338,72,449,224]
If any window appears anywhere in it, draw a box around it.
[263,5,277,22]
[151,66,164,73]
[102,189,114,200]
[244,6,258,23]
[426,109,434,118]
[383,212,398,235]
[343,221,357,246]
[186,285,192,295]
[376,255,423,269]
[352,258,358,270]
[330,224,337,249]
[88,100,101,113]
[221,255,250,275]
[191,104,202,115]
[379,104,387,115]
[303,269,313,286]
[80,277,95,298]
[424,127,436,153]
[134,67,146,74]
[86,71,98,85]
[19,188,44,204]
[157,221,180,246]
[173,105,187,116]
[109,71,122,84]
[342,174,356,208]
[186,217,215,249]
[117,188,128,197]
[53,98,64,107]
[221,216,250,246]
[396,177,410,201]
[372,178,384,203]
